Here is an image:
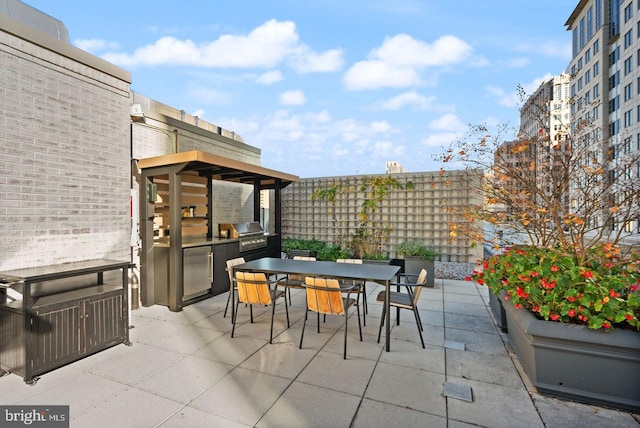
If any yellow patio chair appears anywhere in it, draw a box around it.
[336,258,368,325]
[223,257,246,319]
[300,276,362,359]
[231,271,289,344]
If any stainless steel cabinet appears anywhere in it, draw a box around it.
[183,245,213,300]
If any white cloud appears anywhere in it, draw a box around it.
[101,19,343,73]
[422,131,460,148]
[289,48,344,73]
[73,38,119,53]
[343,34,472,90]
[379,91,437,111]
[279,89,306,106]
[344,61,422,90]
[256,70,283,85]
[429,113,467,133]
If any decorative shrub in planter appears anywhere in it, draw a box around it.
[395,240,439,288]
[471,244,640,411]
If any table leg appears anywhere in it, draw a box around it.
[385,280,391,352]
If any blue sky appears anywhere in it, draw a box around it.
[25,0,574,178]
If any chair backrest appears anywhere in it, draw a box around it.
[226,257,246,285]
[235,271,272,305]
[336,259,363,264]
[304,277,345,315]
[290,256,316,281]
[412,269,428,304]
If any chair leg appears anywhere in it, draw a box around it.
[412,306,425,349]
[299,305,308,349]
[223,289,231,318]
[231,298,241,338]
[250,304,254,323]
[377,302,387,344]
[359,286,366,327]
[269,300,276,344]
[284,293,290,328]
[343,307,348,359]
[356,298,362,342]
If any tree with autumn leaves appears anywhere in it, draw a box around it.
[436,119,640,264]
[436,88,640,330]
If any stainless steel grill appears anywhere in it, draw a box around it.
[219,222,268,252]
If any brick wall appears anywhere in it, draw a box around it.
[130,92,262,228]
[0,16,132,270]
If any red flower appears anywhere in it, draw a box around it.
[476,278,485,285]
[530,271,539,277]
[533,306,540,313]
[541,278,556,289]
[549,313,560,321]
[579,270,594,279]
[604,262,613,268]
[609,289,620,298]
[625,314,634,321]
[514,303,522,309]
[566,296,577,302]
[631,284,639,292]
[516,286,529,298]
[602,321,611,329]
[568,309,576,317]
[550,265,560,272]
[465,276,471,281]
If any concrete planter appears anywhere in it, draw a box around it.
[501,295,640,412]
[488,291,507,332]
[402,257,435,288]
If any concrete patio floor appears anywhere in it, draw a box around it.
[1,278,638,427]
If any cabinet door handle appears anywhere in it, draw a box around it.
[208,252,213,282]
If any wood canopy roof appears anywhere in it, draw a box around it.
[137,150,299,188]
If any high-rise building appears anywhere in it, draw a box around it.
[566,0,640,235]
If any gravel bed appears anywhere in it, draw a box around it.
[434,261,476,280]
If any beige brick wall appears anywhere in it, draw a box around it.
[0,17,132,270]
[281,170,483,263]
[130,92,263,228]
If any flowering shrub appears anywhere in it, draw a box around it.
[470,244,640,331]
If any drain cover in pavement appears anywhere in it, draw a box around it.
[444,340,466,350]
[443,382,473,402]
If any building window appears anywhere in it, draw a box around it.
[625,29,633,49]
[625,2,633,22]
[624,136,632,154]
[594,38,600,54]
[594,60,600,76]
[624,109,633,127]
[625,56,633,74]
[609,71,620,90]
[593,83,600,98]
[625,83,633,100]
[596,0,602,29]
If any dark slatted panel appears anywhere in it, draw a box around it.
[0,310,25,376]
[87,292,124,351]
[32,304,81,373]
